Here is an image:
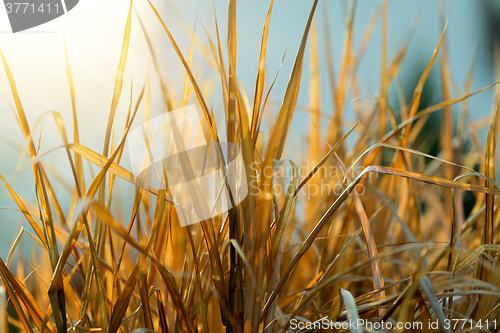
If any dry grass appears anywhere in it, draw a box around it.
[2,0,500,332]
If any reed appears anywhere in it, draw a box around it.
[1,0,500,332]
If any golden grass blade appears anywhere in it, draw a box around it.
[219,53,260,331]
[178,20,220,76]
[101,82,138,295]
[0,173,45,244]
[1,38,72,333]
[181,20,197,107]
[334,153,385,315]
[308,17,320,177]
[69,143,175,199]
[155,264,195,333]
[233,59,260,315]
[213,7,229,117]
[139,269,154,330]
[326,0,356,147]
[185,225,209,333]
[6,228,25,266]
[350,143,481,180]
[226,3,240,328]
[103,0,133,157]
[229,239,256,287]
[113,188,142,303]
[402,4,449,145]
[2,1,500,331]
[387,16,420,83]
[0,48,37,158]
[0,286,6,333]
[377,0,388,139]
[49,75,144,333]
[34,169,59,268]
[108,266,139,333]
[0,276,34,333]
[0,47,59,271]
[294,121,360,196]
[394,280,419,331]
[148,0,217,141]
[281,245,433,330]
[270,0,319,160]
[156,291,170,333]
[316,229,362,287]
[95,4,134,323]
[373,166,500,195]
[64,39,85,192]
[271,161,298,261]
[416,291,434,333]
[439,5,453,183]
[151,188,167,262]
[380,80,500,143]
[0,258,56,332]
[90,202,195,332]
[41,169,67,229]
[475,100,500,319]
[227,0,237,145]
[250,0,274,139]
[321,0,339,118]
[356,8,382,65]
[262,163,500,319]
[0,259,37,333]
[253,48,287,148]
[136,14,173,111]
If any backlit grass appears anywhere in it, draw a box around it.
[2,0,500,332]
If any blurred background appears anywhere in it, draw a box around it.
[0,0,499,257]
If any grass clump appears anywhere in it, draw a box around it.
[2,0,500,332]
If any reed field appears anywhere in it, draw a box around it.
[2,0,500,332]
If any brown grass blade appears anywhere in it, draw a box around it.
[156,290,170,333]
